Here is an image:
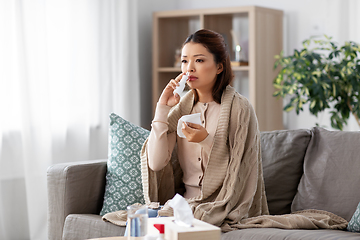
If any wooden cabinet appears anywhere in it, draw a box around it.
[152,6,284,131]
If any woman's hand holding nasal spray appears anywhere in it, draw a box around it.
[173,72,189,96]
[158,72,189,107]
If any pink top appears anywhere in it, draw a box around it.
[147,101,221,198]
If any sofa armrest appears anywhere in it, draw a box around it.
[47,159,107,240]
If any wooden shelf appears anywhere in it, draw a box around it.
[158,67,181,72]
[232,66,250,71]
[152,6,284,131]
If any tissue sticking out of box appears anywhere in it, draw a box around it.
[168,194,194,227]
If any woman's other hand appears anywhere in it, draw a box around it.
[181,122,208,143]
[158,73,186,107]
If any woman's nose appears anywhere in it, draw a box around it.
[187,61,195,72]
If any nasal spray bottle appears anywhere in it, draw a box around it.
[173,72,189,96]
[144,223,165,240]
[153,224,165,240]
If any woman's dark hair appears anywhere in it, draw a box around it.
[183,29,233,104]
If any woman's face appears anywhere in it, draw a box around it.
[181,42,223,96]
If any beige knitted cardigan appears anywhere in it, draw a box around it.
[103,86,347,231]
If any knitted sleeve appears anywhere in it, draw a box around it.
[147,103,176,171]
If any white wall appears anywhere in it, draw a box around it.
[137,0,360,130]
[137,0,177,129]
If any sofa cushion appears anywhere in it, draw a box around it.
[347,202,360,232]
[291,127,360,221]
[100,113,150,216]
[62,214,125,240]
[261,129,312,215]
[221,228,360,240]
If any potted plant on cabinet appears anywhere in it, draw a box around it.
[273,36,360,130]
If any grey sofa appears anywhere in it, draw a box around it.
[47,127,360,240]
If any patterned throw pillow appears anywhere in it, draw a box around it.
[347,202,360,232]
[100,113,150,216]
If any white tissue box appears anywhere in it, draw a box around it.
[148,217,221,240]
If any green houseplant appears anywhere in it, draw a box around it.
[273,36,360,130]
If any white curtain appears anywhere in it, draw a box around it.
[0,0,140,239]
